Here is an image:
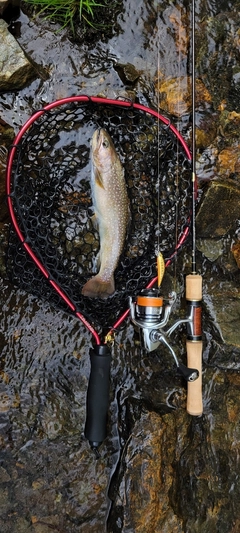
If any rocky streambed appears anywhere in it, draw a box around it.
[0,1,240,532]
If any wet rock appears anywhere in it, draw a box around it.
[31,515,63,533]
[197,238,223,262]
[170,395,240,533]
[204,279,240,350]
[0,138,12,225]
[0,391,11,412]
[0,465,11,482]
[109,409,185,533]
[217,108,240,142]
[0,118,15,145]
[196,180,240,239]
[195,119,217,151]
[0,0,10,15]
[196,145,218,182]
[0,180,9,276]
[0,174,9,223]
[0,437,110,533]
[196,11,240,111]
[217,145,240,178]
[109,399,240,533]
[96,89,136,102]
[156,76,212,117]
[196,109,240,181]
[0,19,37,91]
[231,242,240,269]
[114,62,141,85]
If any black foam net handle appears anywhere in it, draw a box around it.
[84,344,111,451]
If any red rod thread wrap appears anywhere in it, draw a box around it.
[186,301,202,340]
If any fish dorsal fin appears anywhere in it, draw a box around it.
[95,168,105,188]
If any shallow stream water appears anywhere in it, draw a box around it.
[0,1,240,532]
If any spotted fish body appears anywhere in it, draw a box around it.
[81,128,129,298]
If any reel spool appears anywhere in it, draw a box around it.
[134,289,164,326]
[130,287,199,382]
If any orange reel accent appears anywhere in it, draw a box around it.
[136,295,163,307]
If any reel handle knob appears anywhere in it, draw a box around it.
[177,362,199,382]
[84,344,111,453]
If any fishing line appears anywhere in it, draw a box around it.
[174,4,182,293]
[157,42,161,258]
[155,37,166,291]
[191,0,197,274]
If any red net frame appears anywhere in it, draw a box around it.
[6,95,192,345]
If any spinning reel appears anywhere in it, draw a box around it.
[129,260,201,383]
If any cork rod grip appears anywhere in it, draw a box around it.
[186,274,203,416]
[186,340,203,415]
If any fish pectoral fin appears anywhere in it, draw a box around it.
[95,168,105,188]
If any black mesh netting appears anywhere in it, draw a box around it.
[7,99,191,333]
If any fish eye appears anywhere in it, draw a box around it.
[102,139,109,148]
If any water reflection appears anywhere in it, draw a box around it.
[0,283,90,439]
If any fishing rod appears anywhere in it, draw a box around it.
[129,0,203,415]
[185,0,203,416]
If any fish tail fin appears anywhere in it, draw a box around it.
[81,275,115,299]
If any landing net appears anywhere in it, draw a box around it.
[6,97,191,333]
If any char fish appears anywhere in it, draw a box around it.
[81,128,129,298]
